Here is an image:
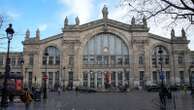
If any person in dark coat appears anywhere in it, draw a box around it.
[159,84,168,105]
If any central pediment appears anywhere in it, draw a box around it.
[62,18,149,32]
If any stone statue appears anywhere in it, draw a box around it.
[102,5,108,19]
[171,29,175,38]
[75,16,80,25]
[131,16,135,25]
[64,16,68,26]
[25,29,30,39]
[181,28,186,38]
[143,16,147,26]
[36,28,40,39]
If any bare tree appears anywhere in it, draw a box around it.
[120,0,194,24]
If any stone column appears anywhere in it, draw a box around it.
[144,47,150,85]
[171,45,177,85]
[115,72,118,87]
[95,72,97,88]
[62,45,68,87]
[88,73,90,88]
[184,51,190,85]
[122,72,125,86]
[102,73,105,88]
[73,43,82,87]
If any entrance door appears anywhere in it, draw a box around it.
[139,71,144,87]
[68,71,73,90]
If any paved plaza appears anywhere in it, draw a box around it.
[1,90,194,110]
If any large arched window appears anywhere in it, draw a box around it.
[83,33,129,65]
[152,46,169,66]
[43,46,60,65]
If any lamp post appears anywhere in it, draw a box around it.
[43,52,48,99]
[20,60,24,88]
[158,46,167,110]
[158,47,164,86]
[1,24,14,107]
[24,68,27,88]
[63,67,66,91]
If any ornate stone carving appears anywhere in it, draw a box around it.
[131,16,135,25]
[181,28,186,39]
[143,16,147,26]
[102,5,108,19]
[75,16,80,25]
[64,16,68,26]
[25,29,30,40]
[36,28,40,40]
[171,28,175,39]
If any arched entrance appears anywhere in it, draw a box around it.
[82,33,130,89]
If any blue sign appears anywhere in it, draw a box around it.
[160,71,164,80]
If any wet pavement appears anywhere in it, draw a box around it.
[1,90,193,110]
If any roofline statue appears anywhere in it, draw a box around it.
[102,5,108,19]
[75,16,80,25]
[64,16,68,26]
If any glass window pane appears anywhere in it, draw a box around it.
[125,71,130,80]
[179,71,184,85]
[44,46,60,65]
[49,56,54,65]
[11,57,16,65]
[55,56,60,65]
[152,71,158,83]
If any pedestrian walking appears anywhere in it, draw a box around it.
[8,93,15,103]
[20,88,32,110]
[183,85,187,95]
[159,84,168,110]
[75,86,79,96]
[57,86,61,95]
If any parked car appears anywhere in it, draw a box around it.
[145,85,160,92]
[169,85,179,91]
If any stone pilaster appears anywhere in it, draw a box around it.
[88,73,90,88]
[95,72,97,88]
[115,72,118,87]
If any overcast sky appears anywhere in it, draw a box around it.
[0,0,194,52]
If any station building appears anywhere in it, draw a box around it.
[0,6,194,89]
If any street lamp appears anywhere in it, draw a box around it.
[158,46,164,85]
[158,46,168,110]
[1,24,14,107]
[63,67,66,91]
[20,60,24,88]
[43,52,48,99]
[24,68,28,88]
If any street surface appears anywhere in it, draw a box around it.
[1,90,193,110]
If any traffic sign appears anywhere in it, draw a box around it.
[42,75,48,80]
[160,71,164,80]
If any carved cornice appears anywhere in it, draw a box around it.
[171,40,190,44]
[62,19,149,32]
[133,39,148,44]
[174,50,185,54]
[23,51,38,55]
[63,40,81,44]
[149,33,171,43]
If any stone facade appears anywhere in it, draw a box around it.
[0,7,194,90]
